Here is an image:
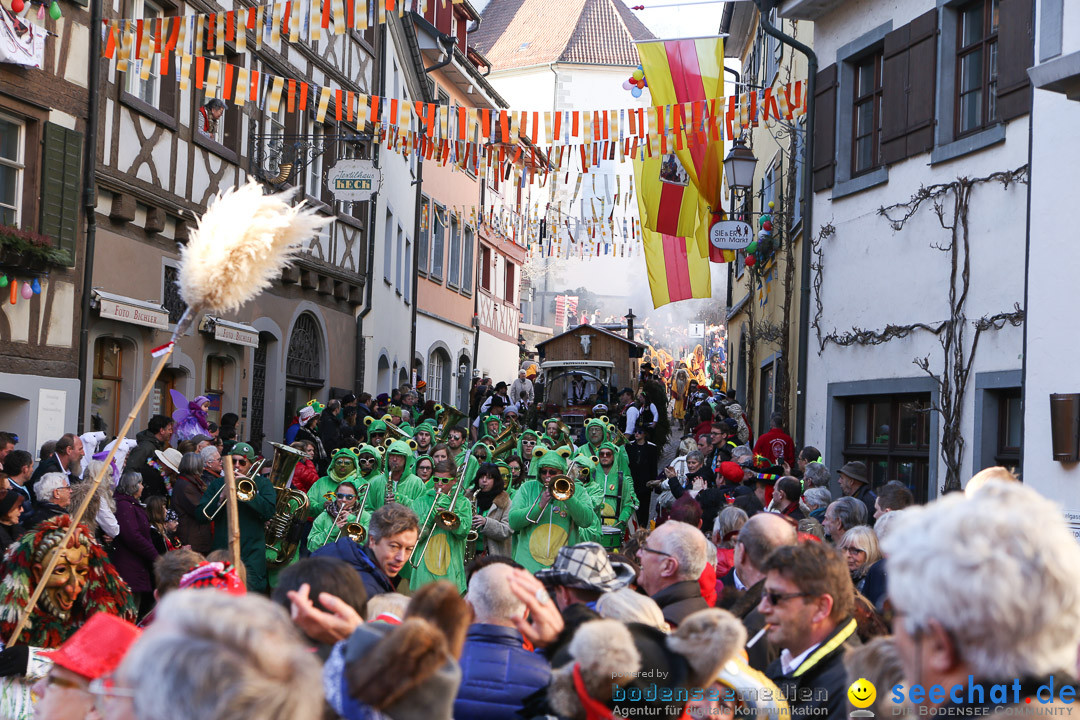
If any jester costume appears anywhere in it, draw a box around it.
[507,449,598,573]
[408,479,472,593]
[307,448,361,520]
[592,441,638,550]
[0,517,136,720]
[366,439,424,512]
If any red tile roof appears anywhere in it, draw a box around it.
[473,0,655,71]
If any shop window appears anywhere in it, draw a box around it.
[92,338,124,435]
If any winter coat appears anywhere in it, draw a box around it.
[766,618,859,720]
[171,473,213,554]
[313,539,397,598]
[197,474,277,592]
[651,579,708,628]
[453,624,552,720]
[27,454,67,502]
[296,425,328,474]
[0,523,23,553]
[124,429,168,500]
[291,459,320,493]
[477,492,512,557]
[111,493,160,592]
[23,502,66,530]
[861,558,888,609]
[319,412,345,454]
[851,484,878,527]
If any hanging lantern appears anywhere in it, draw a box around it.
[31,277,41,294]
[48,0,60,18]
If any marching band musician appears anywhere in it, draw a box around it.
[306,448,360,520]
[575,418,610,463]
[508,448,598,573]
[412,422,436,457]
[593,442,638,550]
[355,444,384,485]
[477,415,503,447]
[571,454,604,545]
[365,417,389,449]
[467,462,512,558]
[446,427,469,468]
[516,430,540,482]
[367,440,424,512]
[306,480,371,552]
[196,442,277,592]
[409,460,472,593]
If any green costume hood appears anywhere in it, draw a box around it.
[385,439,418,478]
[572,453,598,484]
[582,418,609,448]
[366,418,387,436]
[517,429,540,459]
[414,422,437,438]
[329,448,359,483]
[534,448,569,474]
[354,444,383,479]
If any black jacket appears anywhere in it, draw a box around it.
[626,441,661,482]
[651,580,708,628]
[24,502,67,531]
[0,523,23,553]
[28,455,68,502]
[726,578,776,672]
[765,617,860,720]
[124,429,168,500]
[851,484,877,526]
[319,412,345,454]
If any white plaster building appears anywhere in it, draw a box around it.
[779,0,1032,500]
[1023,0,1080,523]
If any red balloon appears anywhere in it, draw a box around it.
[762,220,772,232]
[744,255,756,267]
[10,0,24,12]
[629,76,637,84]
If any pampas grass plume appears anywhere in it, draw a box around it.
[178,181,330,314]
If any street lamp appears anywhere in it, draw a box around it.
[723,137,758,194]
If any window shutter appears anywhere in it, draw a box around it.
[881,9,937,165]
[904,10,937,156]
[996,0,1034,121]
[40,123,83,267]
[812,63,837,192]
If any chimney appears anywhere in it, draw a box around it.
[625,309,636,342]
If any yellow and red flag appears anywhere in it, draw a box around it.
[641,225,712,308]
[633,150,705,241]
[636,37,726,212]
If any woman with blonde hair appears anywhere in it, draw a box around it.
[838,525,882,594]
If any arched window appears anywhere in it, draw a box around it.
[377,355,391,395]
[286,313,323,387]
[428,348,452,404]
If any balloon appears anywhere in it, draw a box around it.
[744,255,756,267]
[622,80,632,90]
[636,79,645,88]
[0,275,7,288]
[21,282,33,299]
[36,1,44,18]
[48,0,59,18]
[759,214,771,226]
[763,221,772,232]
[31,277,41,294]
[768,201,775,209]
[629,75,637,84]
[746,241,758,253]
[9,281,17,305]
[632,69,643,81]
[10,0,23,13]
[631,87,642,98]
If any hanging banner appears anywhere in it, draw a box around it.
[0,8,46,68]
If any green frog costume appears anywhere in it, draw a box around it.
[592,441,638,550]
[408,479,473,593]
[306,481,373,552]
[507,448,598,573]
[307,448,360,520]
[570,453,603,545]
[366,439,424,512]
[412,422,438,456]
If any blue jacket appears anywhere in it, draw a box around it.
[454,624,551,720]
[312,538,396,598]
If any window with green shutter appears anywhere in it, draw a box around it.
[40,123,82,267]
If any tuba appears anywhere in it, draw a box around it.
[435,404,466,445]
[264,443,310,569]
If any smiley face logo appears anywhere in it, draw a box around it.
[848,678,877,709]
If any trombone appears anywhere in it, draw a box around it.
[523,456,578,524]
[202,458,264,521]
[410,441,470,569]
[319,491,367,546]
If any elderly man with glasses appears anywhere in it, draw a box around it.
[635,520,709,628]
[758,541,858,720]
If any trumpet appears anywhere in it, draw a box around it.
[202,458,263,521]
[523,463,577,524]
